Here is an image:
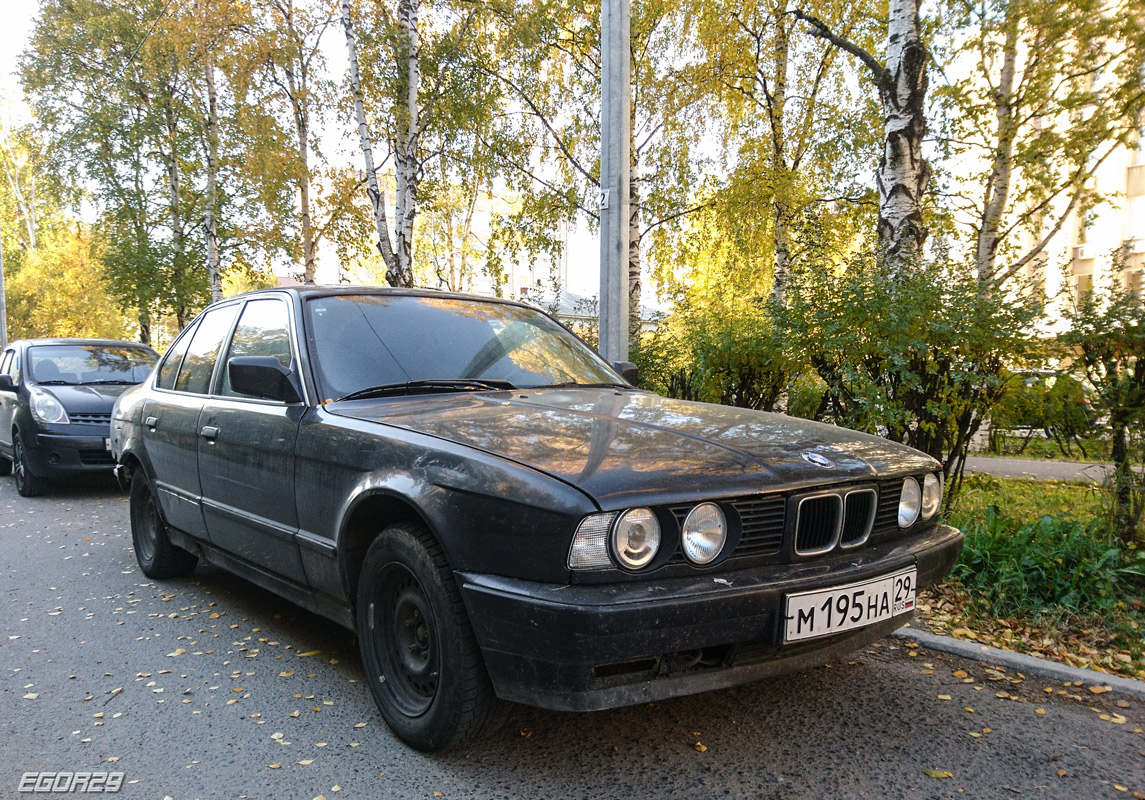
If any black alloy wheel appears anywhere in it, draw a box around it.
[356,523,502,751]
[13,432,47,497]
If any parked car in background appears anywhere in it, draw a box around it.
[0,338,158,496]
[111,287,963,751]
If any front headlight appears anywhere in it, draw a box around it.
[898,476,921,528]
[30,388,69,424]
[611,508,660,569]
[921,473,942,520]
[681,502,727,565]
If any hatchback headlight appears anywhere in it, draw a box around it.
[921,473,942,520]
[611,508,661,570]
[898,476,921,528]
[681,502,727,565]
[30,388,69,424]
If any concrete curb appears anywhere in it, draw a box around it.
[890,626,1145,699]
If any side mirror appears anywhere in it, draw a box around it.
[0,374,15,393]
[611,361,639,386]
[228,357,303,404]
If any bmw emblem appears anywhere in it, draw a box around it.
[801,451,836,469]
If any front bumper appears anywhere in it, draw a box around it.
[458,522,963,711]
[27,431,117,477]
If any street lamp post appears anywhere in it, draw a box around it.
[598,0,630,363]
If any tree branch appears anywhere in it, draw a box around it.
[792,10,887,84]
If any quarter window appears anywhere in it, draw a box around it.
[156,327,194,391]
[220,299,293,398]
[174,305,240,395]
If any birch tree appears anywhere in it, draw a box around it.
[796,0,932,273]
[933,0,1145,289]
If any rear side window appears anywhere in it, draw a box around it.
[174,305,240,395]
[156,327,195,390]
[220,299,293,398]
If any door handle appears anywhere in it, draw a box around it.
[200,426,219,440]
[145,416,158,429]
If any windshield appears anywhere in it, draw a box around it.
[305,295,621,400]
[27,344,158,385]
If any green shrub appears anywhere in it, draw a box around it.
[949,508,1138,617]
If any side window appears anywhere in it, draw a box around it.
[174,305,240,395]
[220,299,293,399]
[156,326,195,391]
[0,350,12,377]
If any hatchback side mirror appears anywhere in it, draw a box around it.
[0,374,15,393]
[228,357,303,404]
[611,361,639,386]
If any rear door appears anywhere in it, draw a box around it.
[197,297,307,582]
[143,304,240,539]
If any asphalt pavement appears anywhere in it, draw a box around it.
[965,455,1117,483]
[2,476,1144,799]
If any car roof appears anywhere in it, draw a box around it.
[236,285,537,311]
[9,338,158,351]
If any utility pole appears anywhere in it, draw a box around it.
[0,236,7,350]
[598,0,630,363]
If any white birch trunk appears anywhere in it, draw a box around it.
[975,20,1020,285]
[391,0,421,288]
[341,0,398,278]
[876,0,930,271]
[204,59,223,303]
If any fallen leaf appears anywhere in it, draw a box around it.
[937,694,952,701]
[1035,708,1046,715]
[22,693,38,700]
[354,722,366,728]
[922,770,953,779]
[694,742,707,752]
[1057,770,1066,778]
[297,650,321,657]
[297,759,314,766]
[268,764,281,770]
[953,670,968,679]
[1089,685,1112,695]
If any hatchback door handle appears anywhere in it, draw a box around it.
[200,426,219,440]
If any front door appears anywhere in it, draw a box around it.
[197,298,307,583]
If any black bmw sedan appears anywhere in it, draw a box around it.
[110,287,963,751]
[0,338,158,496]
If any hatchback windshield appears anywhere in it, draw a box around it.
[28,345,157,385]
[306,295,620,400]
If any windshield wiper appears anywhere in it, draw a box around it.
[527,381,630,390]
[35,380,78,386]
[83,379,135,385]
[337,378,517,402]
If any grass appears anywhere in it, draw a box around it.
[923,473,1145,679]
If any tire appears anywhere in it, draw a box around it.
[356,522,502,751]
[13,431,48,497]
[129,470,197,579]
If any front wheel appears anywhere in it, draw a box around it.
[13,432,47,497]
[356,523,502,751]
[130,470,197,578]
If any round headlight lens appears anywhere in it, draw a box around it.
[898,476,921,528]
[31,390,69,424]
[681,502,727,565]
[921,473,942,519]
[611,508,660,569]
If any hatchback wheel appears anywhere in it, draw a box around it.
[13,432,47,497]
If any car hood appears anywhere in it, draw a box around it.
[328,388,938,507]
[40,383,136,414]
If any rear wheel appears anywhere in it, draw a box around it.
[356,522,502,751]
[130,470,197,578]
[13,432,47,497]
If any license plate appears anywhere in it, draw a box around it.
[784,568,916,643]
[104,438,112,451]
